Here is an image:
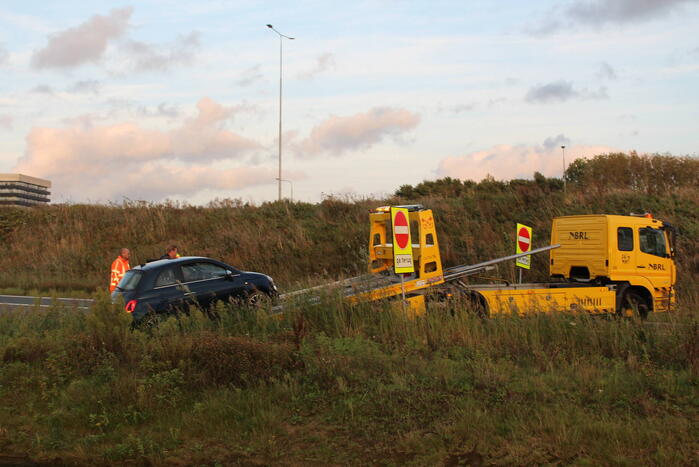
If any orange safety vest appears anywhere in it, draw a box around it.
[110,256,131,292]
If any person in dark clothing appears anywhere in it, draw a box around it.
[160,245,180,260]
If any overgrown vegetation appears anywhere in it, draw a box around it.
[0,152,697,294]
[1,152,698,464]
[1,291,698,465]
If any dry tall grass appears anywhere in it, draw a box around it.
[1,153,697,464]
[1,172,697,294]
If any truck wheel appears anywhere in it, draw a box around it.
[426,288,488,318]
[621,291,650,319]
[452,290,489,318]
[468,294,489,319]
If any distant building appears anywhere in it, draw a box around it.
[0,174,51,207]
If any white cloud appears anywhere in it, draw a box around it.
[68,80,100,94]
[30,84,55,95]
[237,64,263,86]
[120,32,200,72]
[437,102,477,114]
[29,7,200,74]
[437,139,617,181]
[530,0,698,34]
[138,103,180,119]
[568,0,698,26]
[525,81,577,103]
[31,7,132,69]
[0,43,8,65]
[297,52,336,80]
[542,134,571,151]
[0,115,12,130]
[525,80,608,103]
[14,97,272,201]
[596,61,617,80]
[294,107,420,158]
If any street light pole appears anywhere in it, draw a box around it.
[279,178,294,202]
[267,24,294,201]
[561,145,567,193]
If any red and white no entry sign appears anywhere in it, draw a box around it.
[518,226,531,252]
[516,223,533,270]
[394,211,410,249]
[391,207,415,274]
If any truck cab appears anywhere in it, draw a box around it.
[550,214,676,313]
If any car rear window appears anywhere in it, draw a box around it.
[117,270,142,291]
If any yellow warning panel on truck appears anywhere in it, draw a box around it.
[391,207,414,273]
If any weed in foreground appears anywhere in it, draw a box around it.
[1,290,698,464]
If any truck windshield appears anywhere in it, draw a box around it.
[639,227,667,258]
[117,270,142,291]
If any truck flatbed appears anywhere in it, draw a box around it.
[281,206,676,319]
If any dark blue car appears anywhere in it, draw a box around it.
[111,256,277,322]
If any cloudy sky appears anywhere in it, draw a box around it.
[0,0,697,203]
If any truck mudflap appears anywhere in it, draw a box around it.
[654,286,674,313]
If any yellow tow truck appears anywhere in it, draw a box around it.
[285,205,677,318]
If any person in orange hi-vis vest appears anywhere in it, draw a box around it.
[110,248,131,292]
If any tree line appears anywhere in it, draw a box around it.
[395,152,698,198]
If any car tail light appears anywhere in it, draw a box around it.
[125,300,138,313]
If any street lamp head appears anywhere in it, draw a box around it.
[561,145,566,149]
[266,24,273,28]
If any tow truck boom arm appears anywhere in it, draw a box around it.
[443,244,560,281]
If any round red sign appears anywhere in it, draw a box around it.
[394,211,410,249]
[518,227,531,252]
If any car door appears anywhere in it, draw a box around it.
[180,261,239,309]
[149,265,186,313]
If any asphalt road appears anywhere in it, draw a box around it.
[0,294,94,311]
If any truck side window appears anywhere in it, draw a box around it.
[617,227,633,251]
[639,227,667,257]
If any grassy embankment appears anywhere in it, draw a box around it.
[0,153,697,295]
[0,291,698,465]
[0,152,697,464]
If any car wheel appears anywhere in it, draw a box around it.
[139,311,161,330]
[245,290,270,308]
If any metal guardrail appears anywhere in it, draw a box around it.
[0,295,94,310]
